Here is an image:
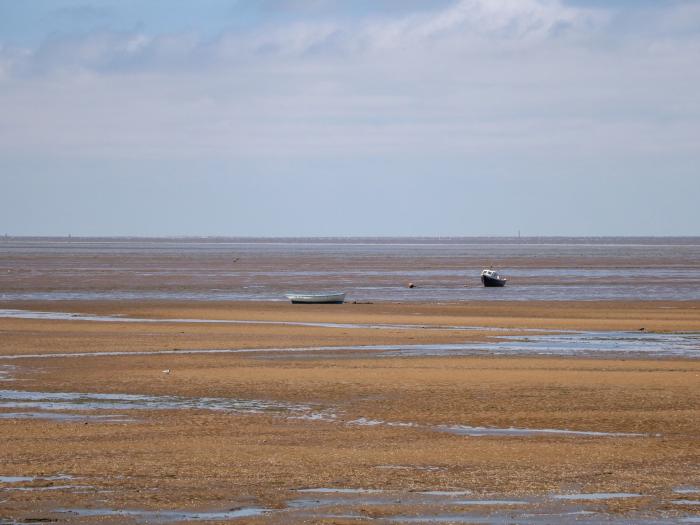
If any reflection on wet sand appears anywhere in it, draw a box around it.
[1,296,698,522]
[9,489,698,525]
[0,389,314,417]
[1,328,697,360]
[0,388,645,438]
[0,308,532,331]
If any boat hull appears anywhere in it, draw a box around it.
[285,293,346,304]
[481,275,506,287]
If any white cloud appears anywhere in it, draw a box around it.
[0,0,698,162]
[408,0,594,40]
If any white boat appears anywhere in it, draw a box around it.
[285,292,346,304]
[481,268,507,287]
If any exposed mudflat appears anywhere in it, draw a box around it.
[0,300,698,523]
[2,236,700,302]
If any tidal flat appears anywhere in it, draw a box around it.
[0,300,698,524]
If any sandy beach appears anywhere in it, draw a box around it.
[1,299,698,523]
[4,0,700,518]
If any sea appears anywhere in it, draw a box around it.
[1,237,699,302]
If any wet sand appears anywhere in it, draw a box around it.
[0,301,699,523]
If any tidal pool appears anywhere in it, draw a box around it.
[283,490,689,525]
[348,416,645,438]
[0,474,73,483]
[0,388,645,440]
[0,389,316,418]
[58,506,271,522]
[0,411,135,422]
[551,492,643,500]
[0,365,15,378]
[438,424,643,438]
[0,308,521,332]
[297,488,384,494]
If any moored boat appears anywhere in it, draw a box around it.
[481,268,507,287]
[285,292,346,304]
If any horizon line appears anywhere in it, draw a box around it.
[3,235,700,241]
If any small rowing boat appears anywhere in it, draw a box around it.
[285,292,346,304]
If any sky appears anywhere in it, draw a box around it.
[0,0,699,237]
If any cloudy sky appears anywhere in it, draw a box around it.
[1,0,698,236]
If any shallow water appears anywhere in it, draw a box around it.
[58,506,270,522]
[0,365,16,381]
[437,424,643,438]
[346,417,643,438]
[675,487,700,494]
[374,331,700,359]
[0,476,36,483]
[2,308,698,359]
[1,329,697,361]
[452,499,529,505]
[5,483,696,524]
[0,346,308,360]
[0,389,314,417]
[418,491,473,496]
[297,488,384,494]
[376,465,445,472]
[384,514,682,524]
[486,331,700,359]
[284,490,691,524]
[6,484,88,492]
[0,388,641,439]
[551,492,643,500]
[0,474,72,482]
[4,283,700,302]
[0,474,82,494]
[2,237,700,302]
[0,308,528,332]
[0,411,136,422]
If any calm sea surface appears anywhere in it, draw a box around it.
[1,237,699,302]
